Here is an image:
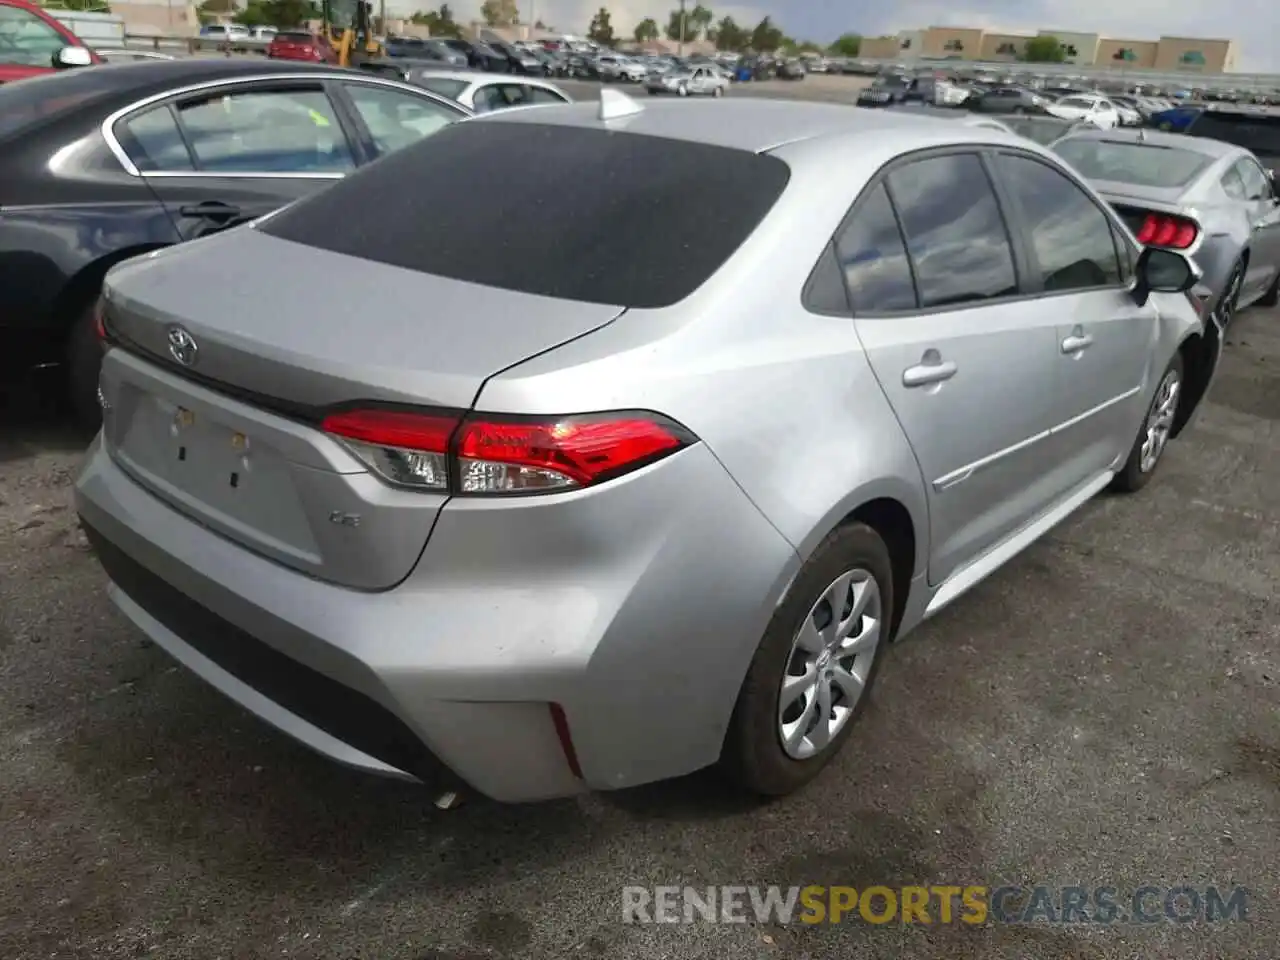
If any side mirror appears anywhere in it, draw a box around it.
[1131,247,1200,306]
[54,45,94,69]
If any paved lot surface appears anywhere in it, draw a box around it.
[2,108,1278,959]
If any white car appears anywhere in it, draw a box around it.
[645,66,729,98]
[408,70,572,113]
[1046,94,1120,129]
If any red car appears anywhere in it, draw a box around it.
[266,30,337,63]
[0,0,101,83]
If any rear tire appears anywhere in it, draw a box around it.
[1216,257,1246,326]
[1111,351,1184,493]
[677,84,689,97]
[66,298,103,432]
[723,522,893,797]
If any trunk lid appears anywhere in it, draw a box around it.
[99,227,624,590]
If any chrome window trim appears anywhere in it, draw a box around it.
[101,71,469,177]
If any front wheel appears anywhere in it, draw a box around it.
[677,84,689,97]
[723,522,893,796]
[1111,352,1184,493]
[713,85,724,97]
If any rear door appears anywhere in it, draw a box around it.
[846,151,1063,586]
[1231,156,1280,299]
[111,80,361,241]
[994,150,1156,490]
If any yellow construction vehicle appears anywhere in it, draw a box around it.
[320,0,382,66]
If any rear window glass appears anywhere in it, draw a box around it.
[416,76,469,99]
[259,121,791,308]
[0,70,112,141]
[275,32,314,41]
[1054,139,1212,188]
[1186,112,1280,158]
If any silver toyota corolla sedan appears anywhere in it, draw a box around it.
[1053,127,1280,325]
[77,97,1217,804]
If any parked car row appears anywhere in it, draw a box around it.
[6,41,1273,810]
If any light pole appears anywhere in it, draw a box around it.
[678,0,686,55]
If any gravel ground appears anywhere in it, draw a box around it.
[2,126,1278,958]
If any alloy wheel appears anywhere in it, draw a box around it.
[777,568,883,760]
[1139,368,1181,473]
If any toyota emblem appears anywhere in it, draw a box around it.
[167,326,198,367]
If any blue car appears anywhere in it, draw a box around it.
[1150,105,1203,132]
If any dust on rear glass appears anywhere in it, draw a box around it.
[258,122,791,309]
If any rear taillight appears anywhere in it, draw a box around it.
[1135,212,1199,250]
[321,408,694,495]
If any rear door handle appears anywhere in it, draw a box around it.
[178,201,242,221]
[1061,333,1094,354]
[902,359,958,387]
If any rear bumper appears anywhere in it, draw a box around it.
[76,434,798,802]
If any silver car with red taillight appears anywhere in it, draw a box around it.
[77,95,1216,804]
[1053,126,1280,326]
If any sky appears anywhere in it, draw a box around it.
[428,0,1278,72]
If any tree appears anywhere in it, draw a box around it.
[587,7,614,46]
[410,4,461,37]
[664,4,709,42]
[232,0,318,28]
[829,32,860,57]
[1023,35,1065,63]
[749,15,783,52]
[479,0,518,27]
[711,15,747,51]
[634,17,659,42]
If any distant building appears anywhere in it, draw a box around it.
[856,25,1239,72]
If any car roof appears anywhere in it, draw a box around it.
[1061,125,1240,158]
[482,96,1024,154]
[22,58,362,102]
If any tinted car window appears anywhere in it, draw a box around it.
[998,154,1121,292]
[417,76,469,100]
[343,82,460,156]
[1220,164,1247,199]
[886,153,1018,308]
[526,86,568,104]
[0,3,67,67]
[1234,158,1273,200]
[259,122,791,309]
[176,87,353,173]
[833,184,916,312]
[120,106,194,172]
[1053,138,1212,188]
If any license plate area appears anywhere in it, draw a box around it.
[113,384,321,564]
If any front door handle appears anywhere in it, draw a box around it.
[1061,333,1094,354]
[902,356,958,388]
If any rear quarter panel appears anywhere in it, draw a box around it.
[472,135,933,577]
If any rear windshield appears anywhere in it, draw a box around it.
[259,121,791,308]
[416,76,469,99]
[0,70,113,142]
[1186,111,1280,158]
[275,32,313,42]
[1004,117,1072,145]
[1054,138,1212,188]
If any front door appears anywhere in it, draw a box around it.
[110,81,359,241]
[994,151,1157,487]
[844,152,1062,586]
